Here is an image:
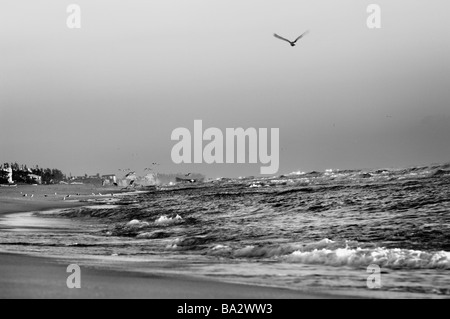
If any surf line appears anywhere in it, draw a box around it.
[171,120,279,175]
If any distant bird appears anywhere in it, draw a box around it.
[30,194,34,198]
[113,182,118,187]
[273,31,309,47]
[23,194,27,197]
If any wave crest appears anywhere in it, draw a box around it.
[208,239,450,270]
[286,247,450,269]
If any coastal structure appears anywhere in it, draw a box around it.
[1,167,13,184]
[102,174,117,186]
[118,172,137,187]
[28,174,42,184]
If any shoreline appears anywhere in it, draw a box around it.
[0,186,349,299]
[0,183,126,216]
[0,198,88,216]
[0,252,341,299]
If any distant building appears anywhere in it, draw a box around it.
[117,173,137,187]
[1,167,13,184]
[70,175,102,186]
[102,174,117,186]
[28,174,42,184]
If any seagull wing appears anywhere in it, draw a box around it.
[293,30,309,43]
[273,33,292,44]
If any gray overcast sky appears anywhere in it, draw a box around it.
[1,0,449,178]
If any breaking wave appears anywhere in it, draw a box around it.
[8,162,449,298]
[208,239,450,270]
[286,246,450,270]
[155,215,183,225]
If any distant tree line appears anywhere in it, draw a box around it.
[0,170,8,184]
[0,162,67,184]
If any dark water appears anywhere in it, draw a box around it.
[1,164,449,298]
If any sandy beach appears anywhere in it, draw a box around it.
[0,253,337,299]
[0,184,337,299]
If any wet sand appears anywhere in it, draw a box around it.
[0,253,338,299]
[0,184,341,299]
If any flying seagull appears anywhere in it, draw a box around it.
[273,31,309,47]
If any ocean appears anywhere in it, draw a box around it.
[1,163,449,298]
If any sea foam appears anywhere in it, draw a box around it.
[208,239,450,270]
[285,246,450,269]
[155,215,183,225]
